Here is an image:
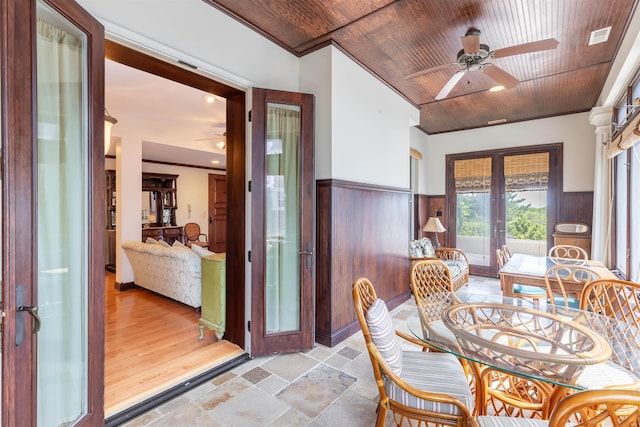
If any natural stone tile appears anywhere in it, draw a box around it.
[208,386,288,426]
[143,402,219,427]
[231,355,273,375]
[392,308,412,321]
[342,352,376,383]
[183,380,217,401]
[241,366,271,384]
[120,408,162,426]
[337,346,361,360]
[276,364,356,418]
[193,377,251,411]
[211,371,236,386]
[268,408,312,427]
[156,395,190,415]
[350,378,379,401]
[307,346,333,361]
[261,352,318,381]
[257,374,289,395]
[308,390,378,427]
[324,353,351,369]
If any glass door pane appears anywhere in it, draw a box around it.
[36,2,89,423]
[504,153,549,257]
[454,158,492,267]
[265,103,301,333]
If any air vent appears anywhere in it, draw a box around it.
[589,27,611,45]
[488,119,507,125]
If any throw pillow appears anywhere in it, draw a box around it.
[156,239,171,247]
[172,240,186,248]
[145,237,158,245]
[421,237,436,258]
[191,244,215,258]
[409,239,425,258]
[365,298,402,375]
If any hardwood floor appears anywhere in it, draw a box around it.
[104,271,244,417]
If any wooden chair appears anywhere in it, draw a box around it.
[496,248,546,306]
[548,244,588,260]
[184,222,209,249]
[577,278,640,391]
[476,389,640,427]
[544,264,599,311]
[352,277,475,426]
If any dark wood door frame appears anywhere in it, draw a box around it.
[445,143,563,277]
[104,41,246,346]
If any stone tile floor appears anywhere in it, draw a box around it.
[122,275,501,426]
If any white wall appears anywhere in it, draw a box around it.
[422,112,595,194]
[300,46,420,186]
[78,0,299,92]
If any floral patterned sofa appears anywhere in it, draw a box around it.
[409,237,469,293]
[122,240,202,307]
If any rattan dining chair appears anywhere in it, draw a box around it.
[544,264,600,311]
[548,244,588,260]
[352,277,475,426]
[475,389,640,427]
[576,278,640,391]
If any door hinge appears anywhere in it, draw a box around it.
[248,180,251,192]
[247,320,251,332]
[248,250,251,262]
[248,110,252,122]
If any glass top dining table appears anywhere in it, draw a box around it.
[407,291,640,389]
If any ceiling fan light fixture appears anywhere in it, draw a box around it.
[489,85,505,92]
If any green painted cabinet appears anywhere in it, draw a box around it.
[199,253,226,340]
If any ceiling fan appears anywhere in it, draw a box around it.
[405,28,559,100]
[195,131,227,149]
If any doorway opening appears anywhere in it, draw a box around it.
[103,41,246,419]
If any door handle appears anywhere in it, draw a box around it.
[15,285,41,346]
[18,305,41,334]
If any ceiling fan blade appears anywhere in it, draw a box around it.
[482,64,519,89]
[435,70,465,100]
[491,38,559,59]
[405,62,458,80]
[461,34,480,54]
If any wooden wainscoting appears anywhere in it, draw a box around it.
[316,179,411,347]
[559,192,594,229]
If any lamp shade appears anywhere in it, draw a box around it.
[423,217,446,233]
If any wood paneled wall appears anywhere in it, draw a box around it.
[414,195,449,245]
[559,192,594,229]
[316,179,411,347]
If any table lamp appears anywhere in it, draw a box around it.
[423,217,446,248]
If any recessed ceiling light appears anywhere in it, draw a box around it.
[489,85,505,92]
[211,160,220,164]
[205,95,216,103]
[589,27,611,45]
[488,119,507,125]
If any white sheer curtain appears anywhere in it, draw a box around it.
[36,17,87,425]
[590,107,613,265]
[265,104,300,332]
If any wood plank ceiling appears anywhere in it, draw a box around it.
[204,0,638,134]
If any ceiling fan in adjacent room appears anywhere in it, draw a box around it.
[195,131,227,149]
[405,28,559,100]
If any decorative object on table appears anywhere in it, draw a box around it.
[184,222,209,249]
[422,217,446,248]
[352,277,475,427]
[409,237,469,292]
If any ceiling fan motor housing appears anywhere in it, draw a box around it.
[456,43,491,66]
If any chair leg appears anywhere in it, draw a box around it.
[375,403,387,427]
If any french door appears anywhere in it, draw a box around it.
[250,88,315,356]
[446,144,561,276]
[1,0,105,424]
